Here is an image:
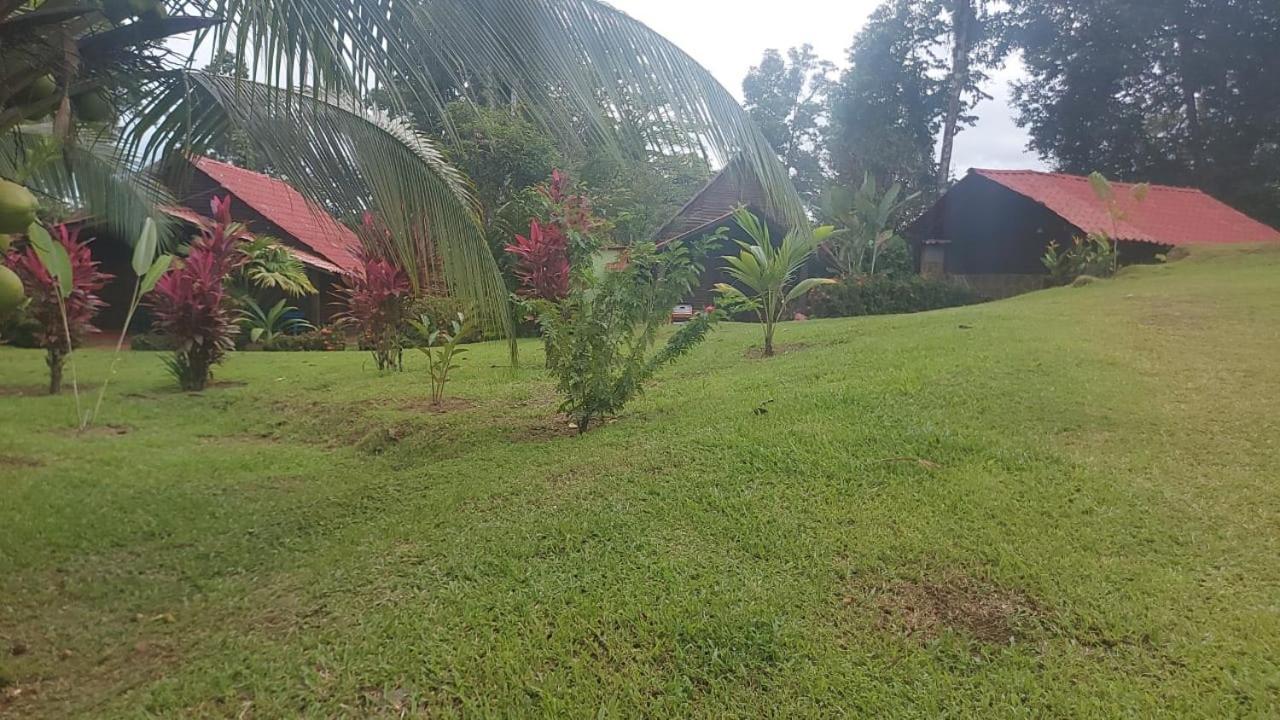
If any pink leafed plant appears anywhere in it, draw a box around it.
[337,252,412,371]
[4,224,111,394]
[145,195,247,390]
[505,218,570,302]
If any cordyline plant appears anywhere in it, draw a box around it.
[4,223,111,397]
[506,169,606,302]
[146,196,247,391]
[337,253,412,371]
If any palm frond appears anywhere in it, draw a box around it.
[180,0,808,234]
[133,71,512,341]
[0,126,175,246]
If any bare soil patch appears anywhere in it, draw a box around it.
[849,573,1042,645]
[744,343,809,360]
[510,413,580,442]
[0,454,44,469]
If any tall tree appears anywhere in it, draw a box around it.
[936,1,998,193]
[827,0,948,198]
[1006,0,1280,225]
[742,45,835,209]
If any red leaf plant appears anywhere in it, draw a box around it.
[505,218,570,302]
[337,251,412,371]
[4,224,112,394]
[146,195,247,391]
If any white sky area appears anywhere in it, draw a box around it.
[167,1,1046,175]
[609,0,1047,173]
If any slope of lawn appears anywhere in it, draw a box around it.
[2,245,1278,718]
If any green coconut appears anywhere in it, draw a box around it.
[22,75,57,103]
[0,180,38,235]
[0,234,11,252]
[0,266,24,316]
[73,91,115,124]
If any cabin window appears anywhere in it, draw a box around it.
[921,241,948,278]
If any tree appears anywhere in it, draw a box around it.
[743,45,835,209]
[827,0,948,198]
[1005,0,1280,225]
[936,1,999,193]
[4,1,808,371]
[714,209,835,357]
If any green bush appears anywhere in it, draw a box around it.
[808,274,980,318]
[129,332,178,351]
[0,306,40,348]
[262,326,347,352]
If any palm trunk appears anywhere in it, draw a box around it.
[763,322,775,357]
[1175,26,1204,170]
[47,349,64,395]
[937,0,974,196]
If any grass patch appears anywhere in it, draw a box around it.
[2,245,1279,717]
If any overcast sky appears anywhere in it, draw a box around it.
[608,0,1047,173]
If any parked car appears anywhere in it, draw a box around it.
[670,304,694,323]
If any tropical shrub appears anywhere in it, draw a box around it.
[3,224,111,394]
[238,298,313,344]
[506,218,570,301]
[820,173,919,276]
[404,295,482,344]
[713,209,835,357]
[262,326,346,352]
[808,274,980,318]
[146,196,247,391]
[1042,234,1116,286]
[338,255,412,371]
[234,235,317,298]
[524,239,718,433]
[408,312,472,405]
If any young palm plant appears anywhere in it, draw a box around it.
[238,298,314,345]
[715,209,835,357]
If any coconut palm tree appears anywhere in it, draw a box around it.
[5,0,809,354]
[714,208,835,357]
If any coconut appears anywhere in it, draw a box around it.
[21,75,57,103]
[73,91,115,124]
[0,234,11,252]
[0,266,24,316]
[0,180,39,234]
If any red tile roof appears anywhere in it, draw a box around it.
[160,204,343,274]
[972,169,1280,246]
[189,156,363,273]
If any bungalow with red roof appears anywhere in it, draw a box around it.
[906,169,1280,298]
[164,155,365,323]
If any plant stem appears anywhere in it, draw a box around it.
[85,282,142,429]
[54,291,83,426]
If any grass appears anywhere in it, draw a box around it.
[2,245,1278,718]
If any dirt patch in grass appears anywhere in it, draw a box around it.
[510,413,580,442]
[850,574,1042,645]
[0,454,44,469]
[744,343,809,359]
[395,397,476,414]
[54,424,132,439]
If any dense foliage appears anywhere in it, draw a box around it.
[809,273,980,318]
[1005,0,1280,226]
[261,326,347,352]
[3,225,110,394]
[146,197,246,391]
[743,45,835,210]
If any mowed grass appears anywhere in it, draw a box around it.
[2,246,1279,718]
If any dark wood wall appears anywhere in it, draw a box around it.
[909,174,1083,275]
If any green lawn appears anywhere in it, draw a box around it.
[2,246,1278,718]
